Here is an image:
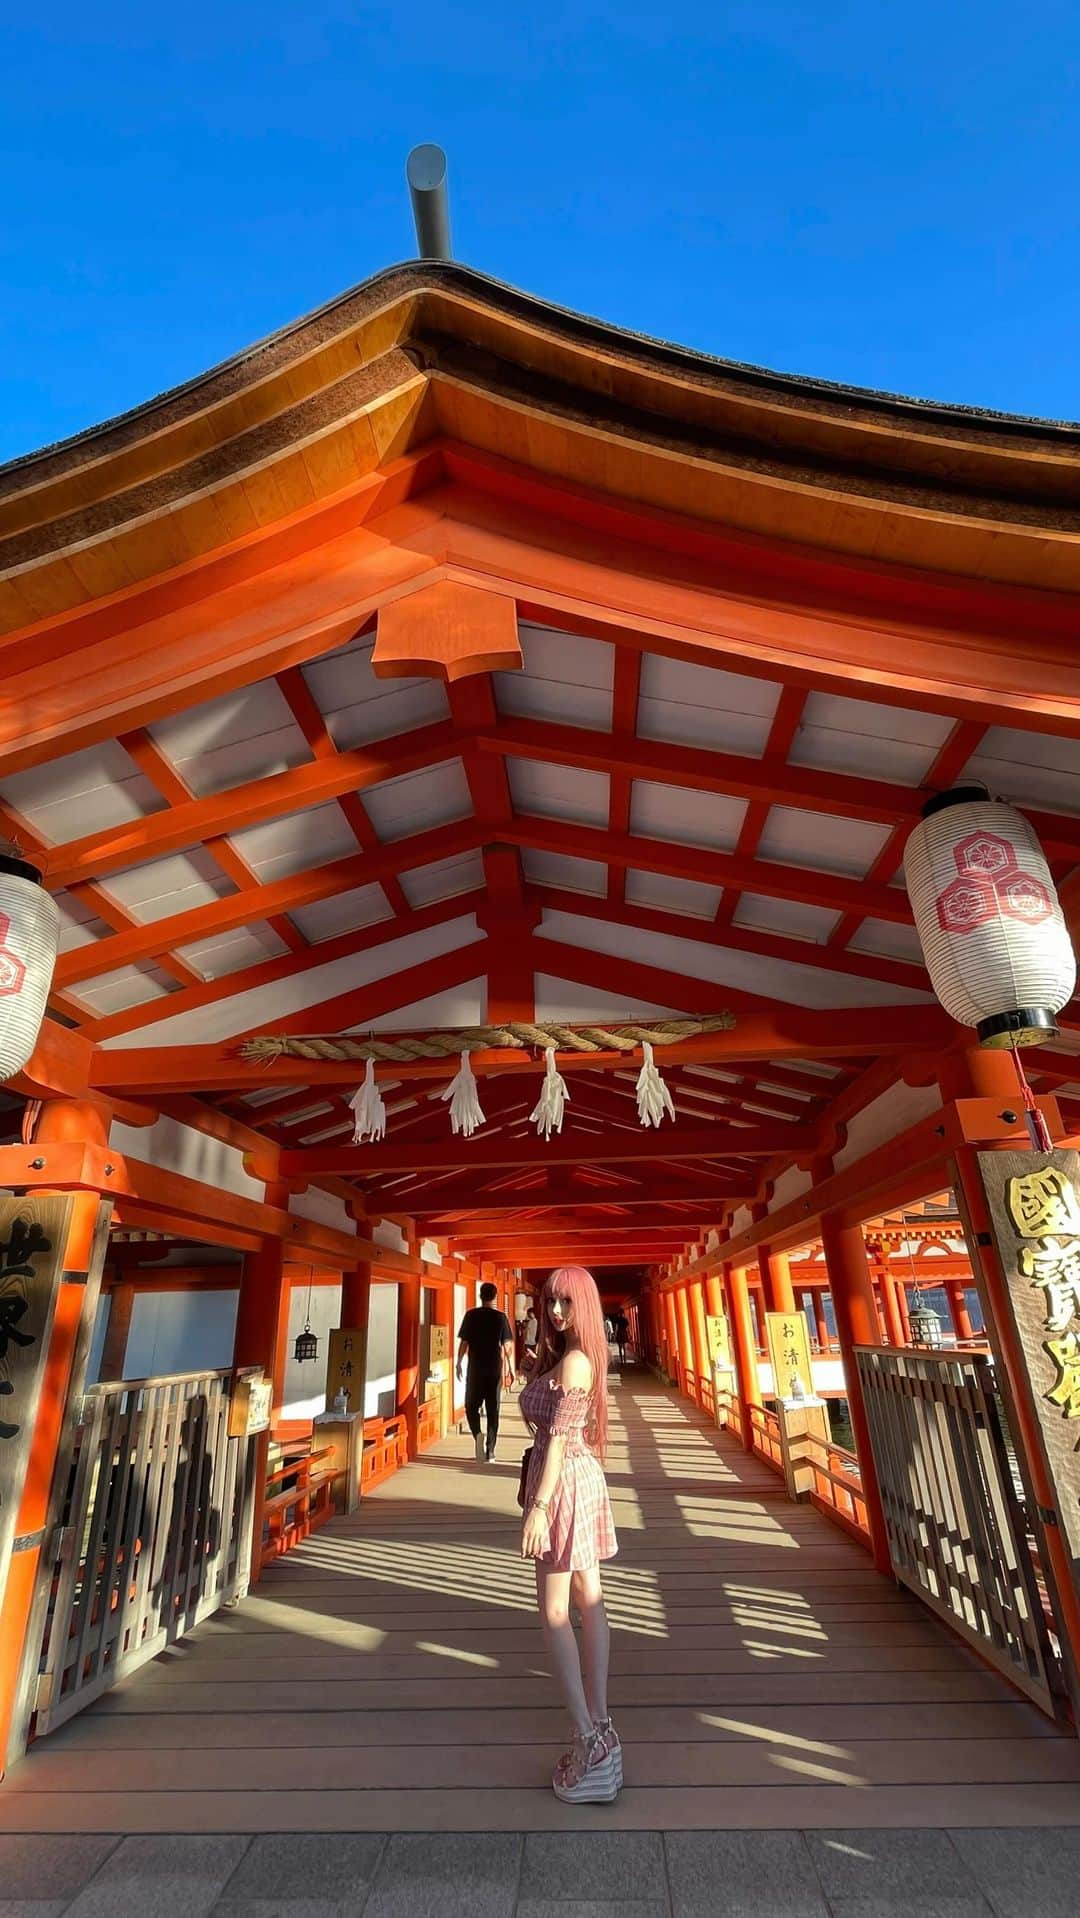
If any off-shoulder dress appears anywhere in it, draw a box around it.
[519,1374,617,1572]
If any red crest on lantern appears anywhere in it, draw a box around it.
[0,914,26,999]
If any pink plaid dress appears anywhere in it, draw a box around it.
[520,1375,617,1572]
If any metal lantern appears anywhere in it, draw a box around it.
[293,1269,319,1364]
[904,788,1076,1049]
[0,856,60,1083]
[909,1286,944,1349]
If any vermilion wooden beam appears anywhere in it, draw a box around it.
[83,891,487,1044]
[504,817,911,923]
[278,1120,811,1178]
[409,1173,749,1213]
[56,818,478,988]
[44,721,461,890]
[90,1006,953,1094]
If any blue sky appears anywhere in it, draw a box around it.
[3,3,1078,462]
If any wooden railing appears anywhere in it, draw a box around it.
[698,1373,715,1420]
[680,1364,699,1405]
[261,1445,336,1565]
[802,1432,870,1542]
[361,1414,408,1492]
[747,1402,784,1474]
[417,1397,441,1451]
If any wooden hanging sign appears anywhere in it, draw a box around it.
[765,1309,815,1402]
[975,1149,1080,1583]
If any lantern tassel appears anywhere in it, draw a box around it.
[349,1058,387,1143]
[530,1046,570,1140]
[635,1040,676,1128]
[441,1048,486,1138]
[1011,1043,1054,1154]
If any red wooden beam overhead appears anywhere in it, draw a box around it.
[411,1173,749,1213]
[88,1006,953,1095]
[277,1121,811,1178]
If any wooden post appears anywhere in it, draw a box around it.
[689,1280,710,1387]
[812,1286,831,1353]
[820,1216,892,1575]
[725,1265,761,1453]
[663,1290,680,1383]
[99,1280,135,1379]
[879,1271,906,1348]
[233,1184,290,1584]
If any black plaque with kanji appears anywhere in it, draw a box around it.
[0,1195,73,1611]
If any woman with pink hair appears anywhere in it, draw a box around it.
[519,1265,620,1803]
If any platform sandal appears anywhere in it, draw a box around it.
[552,1727,619,1804]
[593,1715,623,1789]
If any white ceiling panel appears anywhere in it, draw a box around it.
[289,883,393,945]
[103,846,236,923]
[637,655,780,756]
[848,918,928,967]
[363,760,472,842]
[77,964,178,1017]
[495,624,614,729]
[756,807,892,877]
[229,801,358,883]
[176,923,290,980]
[790,692,952,786]
[534,973,685,1022]
[101,914,484,1048]
[962,726,1080,816]
[1,740,165,842]
[630,779,746,850]
[733,893,840,944]
[625,869,723,919]
[400,849,485,908]
[522,849,608,896]
[537,907,932,1009]
[361,977,487,1033]
[508,757,608,826]
[301,633,450,748]
[54,892,113,953]
[149,679,310,796]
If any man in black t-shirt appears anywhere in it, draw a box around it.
[456,1282,515,1462]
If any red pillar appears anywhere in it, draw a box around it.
[396,1275,421,1459]
[879,1270,906,1348]
[689,1280,710,1385]
[663,1289,679,1381]
[233,1193,290,1585]
[674,1286,694,1394]
[820,1217,891,1574]
[725,1265,761,1452]
[812,1287,831,1353]
[945,1279,974,1342]
[99,1280,134,1379]
[759,1244,797,1314]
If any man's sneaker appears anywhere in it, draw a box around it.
[474,1434,485,1462]
[486,1447,496,1463]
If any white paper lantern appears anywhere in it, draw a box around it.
[904,788,1076,1048]
[0,859,59,1082]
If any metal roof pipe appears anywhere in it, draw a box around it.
[406,145,452,259]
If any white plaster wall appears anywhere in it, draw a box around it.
[834,1083,942,1172]
[769,1164,813,1213]
[289,1187,356,1234]
[366,1283,399,1419]
[124,1288,239,1379]
[420,1238,442,1265]
[111,1114,263,1201]
[282,1280,341,1422]
[374,1219,408,1254]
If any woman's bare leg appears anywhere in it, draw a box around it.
[572,1566,610,1724]
[537,1566,592,1735]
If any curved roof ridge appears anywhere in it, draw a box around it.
[4,257,1079,482]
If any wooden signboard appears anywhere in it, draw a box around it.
[0,1196,75,1621]
[975,1149,1080,1598]
[705,1313,730,1368]
[765,1309,815,1402]
[229,1371,272,1438]
[429,1323,449,1364]
[325,1325,368,1415]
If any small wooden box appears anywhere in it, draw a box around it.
[229,1371,272,1438]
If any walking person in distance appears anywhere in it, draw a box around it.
[456,1282,514,1463]
[520,1265,621,1803]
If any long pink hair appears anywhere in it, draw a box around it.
[534,1265,610,1459]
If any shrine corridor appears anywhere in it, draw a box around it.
[2,1376,1078,1836]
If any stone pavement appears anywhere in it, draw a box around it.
[1,1825,1079,1916]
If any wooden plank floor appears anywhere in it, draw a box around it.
[3,1374,1078,1832]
